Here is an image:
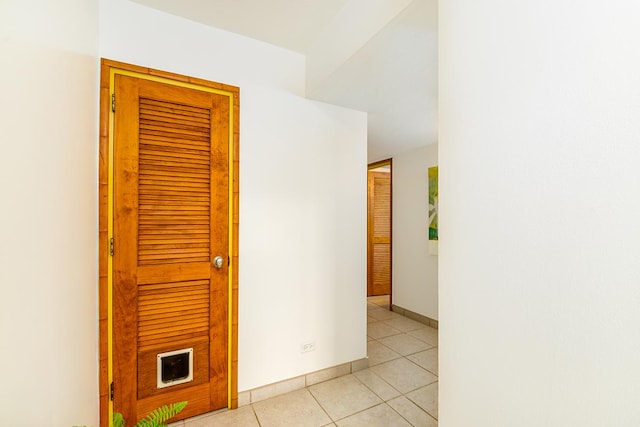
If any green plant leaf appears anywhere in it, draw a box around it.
[134,401,187,427]
[112,412,125,427]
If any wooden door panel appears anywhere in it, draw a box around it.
[372,243,391,295]
[113,74,229,423]
[137,341,210,399]
[367,170,391,296]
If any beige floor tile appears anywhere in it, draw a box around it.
[406,347,438,375]
[351,357,370,373]
[406,382,438,419]
[367,307,399,321]
[388,396,437,427]
[251,375,306,402]
[253,389,331,427]
[407,327,438,347]
[367,340,402,366]
[309,375,382,421]
[367,295,390,307]
[179,408,226,426]
[370,358,437,394]
[354,368,401,401]
[184,406,260,427]
[367,316,379,324]
[382,316,426,332]
[335,403,412,427]
[306,363,351,386]
[368,322,402,339]
[238,390,251,406]
[378,333,431,356]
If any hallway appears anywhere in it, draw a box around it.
[170,297,438,426]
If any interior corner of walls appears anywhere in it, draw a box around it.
[305,0,414,94]
[99,0,306,95]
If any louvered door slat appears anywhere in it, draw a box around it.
[139,109,211,126]
[140,108,211,126]
[141,154,209,169]
[140,128,209,143]
[139,168,209,180]
[140,309,210,323]
[138,279,210,292]
[139,178,209,188]
[138,224,209,231]
[139,158,210,170]
[139,193,210,202]
[138,234,209,241]
[140,98,212,117]
[141,135,210,150]
[138,302,210,315]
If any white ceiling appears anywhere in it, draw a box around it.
[131,0,438,162]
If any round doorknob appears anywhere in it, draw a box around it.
[213,256,224,269]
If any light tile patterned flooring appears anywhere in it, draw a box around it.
[170,295,438,426]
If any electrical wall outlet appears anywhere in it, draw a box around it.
[301,341,316,353]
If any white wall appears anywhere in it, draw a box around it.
[392,144,438,320]
[305,0,413,94]
[240,87,367,389]
[100,0,305,96]
[100,0,368,392]
[440,1,640,425]
[0,1,99,426]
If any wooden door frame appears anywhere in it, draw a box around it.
[98,59,240,426]
[367,158,392,308]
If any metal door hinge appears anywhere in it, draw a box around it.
[110,382,114,401]
[111,93,116,112]
[109,237,114,257]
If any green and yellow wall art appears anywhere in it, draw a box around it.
[428,166,438,240]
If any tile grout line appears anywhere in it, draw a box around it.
[250,404,263,427]
[366,298,439,425]
[307,386,338,424]
[352,364,402,399]
[328,401,398,425]
[386,400,425,427]
[373,336,435,357]
[402,380,439,420]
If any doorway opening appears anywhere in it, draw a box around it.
[367,159,392,310]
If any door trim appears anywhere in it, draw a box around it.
[98,59,240,426]
[367,159,392,307]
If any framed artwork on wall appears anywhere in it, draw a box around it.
[428,166,438,240]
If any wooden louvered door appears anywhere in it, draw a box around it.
[367,170,391,296]
[113,74,229,423]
